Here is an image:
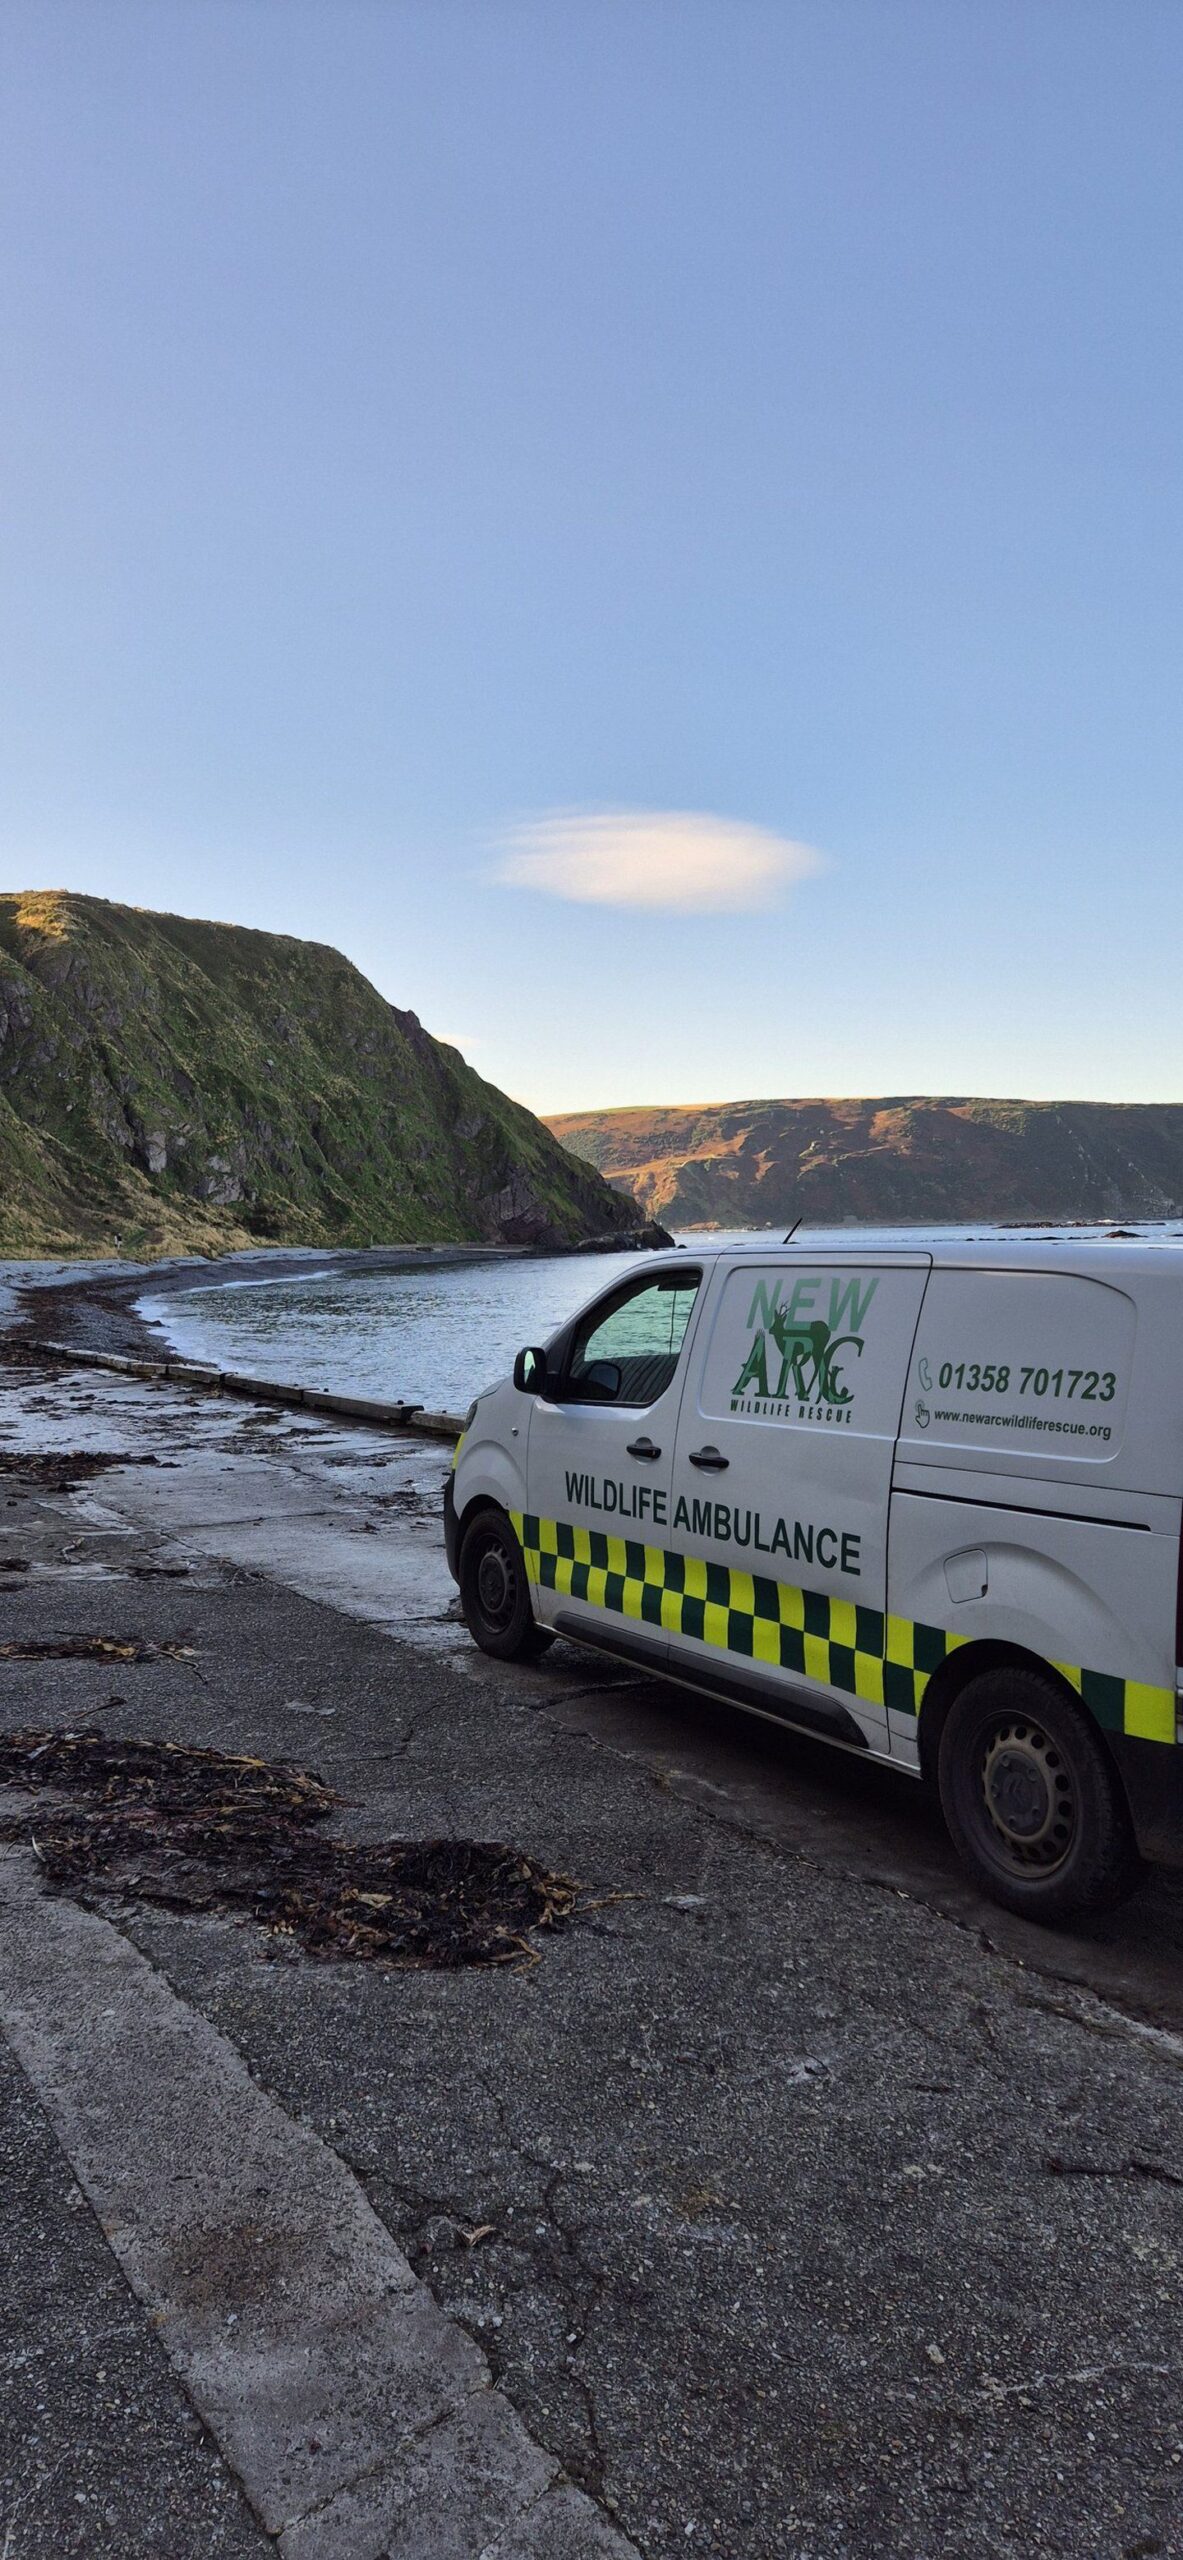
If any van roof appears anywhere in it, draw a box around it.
[650,1231,1183,1280]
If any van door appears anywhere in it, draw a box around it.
[523,1264,706,1666]
[665,1256,930,1754]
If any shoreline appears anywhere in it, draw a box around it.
[0,1241,532,1363]
[0,1219,673,1365]
[5,1215,1180,1368]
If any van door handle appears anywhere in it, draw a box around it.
[626,1436,661,1461]
[688,1444,729,1471]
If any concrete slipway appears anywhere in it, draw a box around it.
[1,1343,1182,2560]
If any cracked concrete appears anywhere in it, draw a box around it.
[0,2028,267,2559]
[2,1351,1183,2557]
[0,1863,632,2560]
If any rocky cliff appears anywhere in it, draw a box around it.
[547,1096,1183,1227]
[0,892,640,1256]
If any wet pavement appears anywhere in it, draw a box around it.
[1,1348,1182,2558]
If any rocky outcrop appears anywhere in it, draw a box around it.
[0,891,639,1257]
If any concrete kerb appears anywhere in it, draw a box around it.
[0,1857,639,2559]
[18,1339,464,1442]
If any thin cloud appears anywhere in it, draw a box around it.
[494,809,826,914]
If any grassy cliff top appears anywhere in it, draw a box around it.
[0,892,635,1257]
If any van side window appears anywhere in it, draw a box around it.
[565,1272,701,1407]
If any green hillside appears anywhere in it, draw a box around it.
[547,1096,1183,1227]
[0,892,638,1257]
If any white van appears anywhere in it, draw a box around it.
[444,1241,1183,1921]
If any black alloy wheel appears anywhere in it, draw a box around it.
[937,1665,1138,1922]
[458,1508,553,1662]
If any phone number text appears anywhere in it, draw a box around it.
[929,1360,1117,1402]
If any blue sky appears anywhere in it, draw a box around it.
[1,1,1180,1113]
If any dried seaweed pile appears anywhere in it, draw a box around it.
[0,1728,577,1969]
[0,1451,159,1490]
[0,1635,195,1662]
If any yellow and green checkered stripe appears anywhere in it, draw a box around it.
[511,1512,1177,1745]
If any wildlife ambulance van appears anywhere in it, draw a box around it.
[444,1241,1183,1921]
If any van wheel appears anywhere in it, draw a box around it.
[458,1508,553,1662]
[937,1667,1139,1922]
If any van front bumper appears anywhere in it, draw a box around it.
[443,1472,460,1584]
[1110,1730,1183,1868]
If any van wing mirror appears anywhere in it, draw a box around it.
[512,1345,550,1395]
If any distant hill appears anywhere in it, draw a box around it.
[546,1097,1183,1228]
[0,892,640,1257]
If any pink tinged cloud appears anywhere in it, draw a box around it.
[494,809,827,914]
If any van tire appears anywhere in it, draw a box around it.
[937,1666,1139,1922]
[458,1508,553,1662]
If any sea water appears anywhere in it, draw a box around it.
[138,1223,1183,1419]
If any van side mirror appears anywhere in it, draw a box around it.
[513,1345,549,1394]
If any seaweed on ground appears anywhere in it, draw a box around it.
[0,1636,195,1662]
[0,1727,578,1969]
[0,1451,160,1489]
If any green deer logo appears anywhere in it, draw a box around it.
[731,1273,877,1409]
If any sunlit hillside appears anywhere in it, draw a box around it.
[0,893,636,1257]
[548,1097,1183,1228]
